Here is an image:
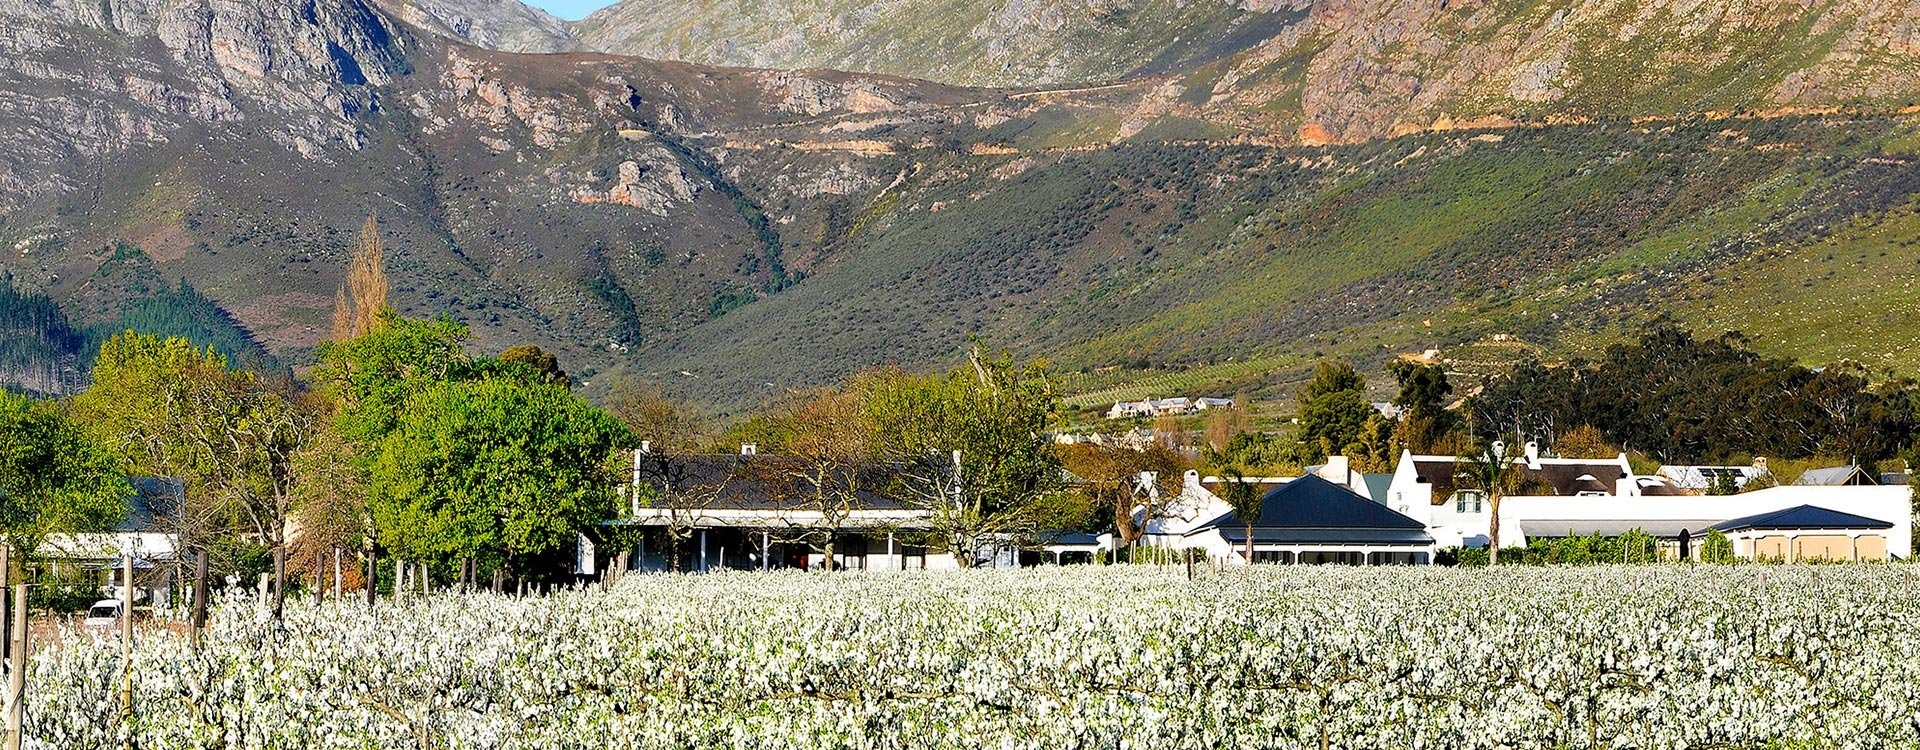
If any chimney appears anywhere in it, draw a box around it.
[1318,455,1351,484]
[631,448,644,491]
[1753,456,1768,470]
[1524,441,1541,469]
[640,440,651,454]
[1491,440,1505,461]
[740,443,757,456]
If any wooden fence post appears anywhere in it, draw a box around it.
[6,584,25,750]
[314,549,324,605]
[190,550,209,649]
[271,548,286,621]
[0,546,9,664]
[364,552,377,613]
[121,551,133,741]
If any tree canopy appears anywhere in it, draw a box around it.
[1294,360,1379,463]
[73,331,318,552]
[0,393,129,564]
[367,376,635,570]
[1472,325,1917,464]
[859,346,1067,562]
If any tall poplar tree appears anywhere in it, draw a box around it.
[331,213,390,342]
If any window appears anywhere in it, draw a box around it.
[1251,550,1293,564]
[1453,491,1484,514]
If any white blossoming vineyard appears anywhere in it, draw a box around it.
[22,566,1920,748]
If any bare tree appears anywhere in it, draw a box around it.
[749,389,874,570]
[1059,442,1187,556]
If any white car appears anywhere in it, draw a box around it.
[82,600,123,628]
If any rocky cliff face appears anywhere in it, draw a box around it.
[0,0,404,209]
[569,0,1284,88]
[560,0,1920,143]
[0,0,1017,370]
[375,0,579,53]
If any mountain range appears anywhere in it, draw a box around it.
[3,0,1920,410]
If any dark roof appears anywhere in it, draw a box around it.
[1632,479,1692,497]
[1415,457,1626,497]
[632,454,912,512]
[1412,459,1457,494]
[1192,474,1430,544]
[1708,504,1893,533]
[1216,527,1435,545]
[118,477,182,533]
[1527,462,1627,495]
[1043,531,1103,546]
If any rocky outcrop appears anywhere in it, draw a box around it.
[1163,0,1920,142]
[568,0,1277,88]
[0,0,404,208]
[555,0,1920,144]
[567,148,700,216]
[374,0,579,53]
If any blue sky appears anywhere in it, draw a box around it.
[525,0,615,20]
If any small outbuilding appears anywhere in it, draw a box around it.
[1694,504,1895,562]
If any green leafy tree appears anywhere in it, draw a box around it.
[1700,529,1736,564]
[1202,432,1298,476]
[73,332,317,554]
[1294,361,1376,462]
[366,377,635,577]
[861,345,1065,565]
[312,310,472,446]
[495,344,569,386]
[0,393,129,565]
[1389,360,1457,453]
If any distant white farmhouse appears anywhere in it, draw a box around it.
[38,477,183,606]
[1106,396,1233,420]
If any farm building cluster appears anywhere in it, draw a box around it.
[44,443,1916,596]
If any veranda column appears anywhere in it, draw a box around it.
[887,533,896,571]
[761,531,770,572]
[699,530,708,573]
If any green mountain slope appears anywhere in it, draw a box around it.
[646,115,1920,406]
[5,0,1920,410]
